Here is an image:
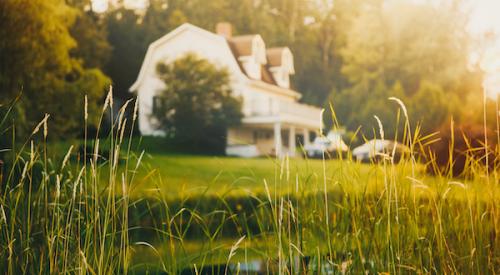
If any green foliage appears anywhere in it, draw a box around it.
[0,0,492,151]
[333,80,406,139]
[9,0,479,141]
[104,9,149,100]
[0,0,110,139]
[340,1,469,92]
[329,0,483,138]
[101,0,485,139]
[1,1,500,273]
[0,0,76,100]
[154,54,243,154]
[101,0,350,106]
[409,81,456,133]
[70,9,112,69]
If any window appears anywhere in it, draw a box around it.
[253,130,272,143]
[309,131,316,143]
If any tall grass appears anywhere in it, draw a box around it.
[0,90,499,274]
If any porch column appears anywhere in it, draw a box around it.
[303,128,311,146]
[288,126,296,157]
[274,122,282,158]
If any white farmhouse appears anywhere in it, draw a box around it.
[130,22,323,157]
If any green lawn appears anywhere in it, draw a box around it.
[48,137,373,197]
[123,150,500,273]
[136,153,334,195]
[11,137,500,273]
[49,137,499,201]
[130,151,400,199]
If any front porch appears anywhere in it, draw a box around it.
[226,123,317,158]
[227,96,323,158]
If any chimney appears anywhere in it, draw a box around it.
[216,22,232,39]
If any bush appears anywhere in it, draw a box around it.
[425,122,498,177]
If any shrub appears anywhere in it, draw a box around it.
[424,122,498,177]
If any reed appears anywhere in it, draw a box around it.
[0,92,499,274]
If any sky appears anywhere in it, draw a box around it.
[466,0,500,36]
[91,0,500,95]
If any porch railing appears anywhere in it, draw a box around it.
[245,98,322,122]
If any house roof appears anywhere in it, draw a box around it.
[266,47,286,67]
[228,35,258,56]
[226,35,278,85]
[266,47,295,74]
[129,23,300,99]
[261,65,276,84]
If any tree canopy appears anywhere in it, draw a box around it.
[331,0,483,138]
[0,0,110,138]
[1,0,493,141]
[153,54,242,154]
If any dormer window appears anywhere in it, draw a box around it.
[229,35,267,80]
[224,26,296,89]
[266,47,295,88]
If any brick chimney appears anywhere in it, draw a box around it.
[216,22,232,39]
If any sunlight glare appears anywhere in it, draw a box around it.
[91,0,148,13]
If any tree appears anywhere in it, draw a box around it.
[101,0,351,108]
[69,6,112,69]
[425,122,498,177]
[332,79,406,140]
[153,54,242,154]
[329,0,480,138]
[0,0,110,138]
[0,0,75,100]
[104,8,147,101]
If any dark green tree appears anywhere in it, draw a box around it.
[69,4,112,69]
[0,0,110,138]
[153,54,242,154]
[104,8,146,101]
[102,0,351,107]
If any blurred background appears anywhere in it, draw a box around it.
[1,0,500,141]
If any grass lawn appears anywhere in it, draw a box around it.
[7,136,500,274]
[123,149,500,273]
[48,137,373,197]
[48,136,500,201]
[133,153,371,197]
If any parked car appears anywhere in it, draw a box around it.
[304,131,348,158]
[352,139,409,162]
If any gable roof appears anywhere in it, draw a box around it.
[129,23,300,99]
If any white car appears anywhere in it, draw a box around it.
[304,131,348,158]
[352,139,408,162]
